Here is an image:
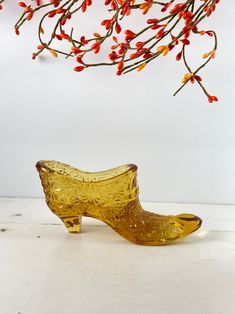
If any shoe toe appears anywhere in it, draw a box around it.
[175,213,202,236]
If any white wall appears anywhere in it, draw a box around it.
[0,2,234,204]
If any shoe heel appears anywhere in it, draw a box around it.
[60,216,82,234]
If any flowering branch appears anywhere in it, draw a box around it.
[0,0,221,102]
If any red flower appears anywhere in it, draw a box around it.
[208,95,218,103]
[124,30,136,41]
[74,66,85,72]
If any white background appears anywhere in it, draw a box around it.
[0,1,234,204]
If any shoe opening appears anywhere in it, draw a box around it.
[36,160,137,183]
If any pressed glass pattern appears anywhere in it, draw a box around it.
[36,160,202,245]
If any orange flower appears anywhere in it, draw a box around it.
[202,49,216,59]
[182,73,193,84]
[137,63,146,72]
[157,45,169,56]
[49,49,58,58]
[140,2,152,15]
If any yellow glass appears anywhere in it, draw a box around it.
[36,160,202,245]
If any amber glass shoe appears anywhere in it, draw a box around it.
[36,160,202,245]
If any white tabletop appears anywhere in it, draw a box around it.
[0,198,235,314]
